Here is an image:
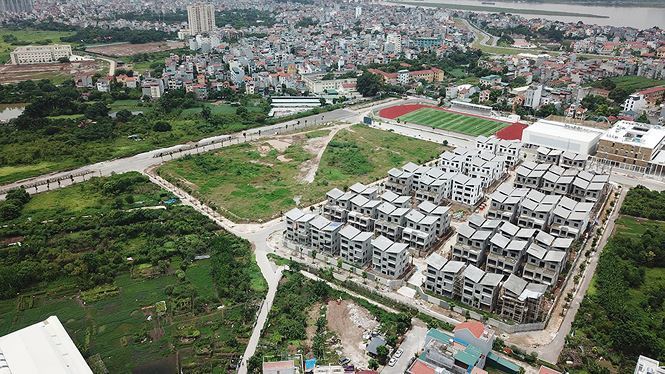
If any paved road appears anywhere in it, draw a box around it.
[382,321,427,374]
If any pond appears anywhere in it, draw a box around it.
[0,103,26,122]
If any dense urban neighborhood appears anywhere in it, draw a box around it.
[0,0,664,374]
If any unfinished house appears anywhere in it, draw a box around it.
[339,225,374,266]
[549,197,594,239]
[380,190,411,208]
[536,147,563,165]
[417,200,451,237]
[485,233,529,276]
[451,174,483,206]
[323,188,355,222]
[415,174,451,205]
[540,166,577,196]
[385,167,414,195]
[476,135,523,167]
[533,230,574,253]
[349,182,379,200]
[374,202,404,241]
[347,195,380,232]
[516,190,561,231]
[522,243,566,289]
[402,210,440,255]
[570,171,609,204]
[497,274,547,324]
[285,208,316,246]
[372,235,411,279]
[486,184,528,222]
[423,253,466,299]
[452,224,492,267]
[460,265,503,312]
[514,162,550,189]
[309,215,343,255]
[560,151,587,169]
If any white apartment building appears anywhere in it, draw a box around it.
[451,174,483,206]
[623,93,647,113]
[522,243,566,288]
[402,210,439,255]
[339,225,373,266]
[386,33,402,54]
[141,78,165,100]
[372,235,410,279]
[380,190,411,208]
[10,44,72,65]
[417,200,451,237]
[187,2,216,35]
[374,202,407,242]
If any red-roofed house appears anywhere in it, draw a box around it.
[538,366,562,374]
[453,320,496,358]
[637,86,665,106]
[263,360,297,374]
[407,359,437,374]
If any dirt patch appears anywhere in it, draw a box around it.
[305,302,322,349]
[267,139,292,152]
[297,124,349,184]
[250,160,274,167]
[87,41,185,57]
[327,300,378,368]
[257,144,272,156]
[0,61,99,84]
[277,155,292,162]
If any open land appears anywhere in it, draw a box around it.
[0,61,99,84]
[397,107,509,137]
[0,173,266,373]
[86,41,186,57]
[157,124,446,222]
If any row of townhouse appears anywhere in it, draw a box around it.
[284,207,413,279]
[424,253,547,323]
[536,146,588,169]
[323,180,452,256]
[488,184,595,239]
[475,135,524,167]
[451,215,572,288]
[438,147,507,190]
[514,161,609,204]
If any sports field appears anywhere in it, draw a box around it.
[398,107,508,136]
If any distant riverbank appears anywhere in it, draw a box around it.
[388,0,664,28]
[391,0,609,18]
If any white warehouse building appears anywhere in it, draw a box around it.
[522,120,605,156]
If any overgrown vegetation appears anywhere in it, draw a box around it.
[620,185,665,220]
[561,210,665,372]
[0,173,266,372]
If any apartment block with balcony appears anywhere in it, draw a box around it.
[522,243,566,289]
[309,215,344,255]
[540,166,577,196]
[497,274,547,324]
[323,188,355,222]
[485,233,529,276]
[372,235,411,279]
[339,225,374,267]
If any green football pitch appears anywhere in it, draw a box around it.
[398,108,508,136]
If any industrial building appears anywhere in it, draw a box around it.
[522,120,605,155]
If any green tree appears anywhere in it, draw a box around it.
[152,121,172,132]
[637,113,649,123]
[5,188,30,205]
[0,202,20,220]
[357,71,383,97]
[368,359,379,370]
[376,345,389,365]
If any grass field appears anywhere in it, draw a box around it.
[0,29,75,63]
[607,76,665,92]
[158,124,445,222]
[398,108,508,136]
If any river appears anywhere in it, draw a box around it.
[396,0,665,29]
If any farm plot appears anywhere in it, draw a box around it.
[398,107,508,137]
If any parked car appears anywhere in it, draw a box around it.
[394,348,403,358]
[388,358,397,367]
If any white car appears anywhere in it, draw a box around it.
[394,348,403,358]
[388,358,397,367]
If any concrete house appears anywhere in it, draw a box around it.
[309,215,343,255]
[402,210,440,255]
[497,274,547,324]
[415,174,450,205]
[485,233,529,276]
[417,200,451,237]
[285,208,316,245]
[486,184,528,222]
[452,224,492,267]
[374,202,403,241]
[451,174,483,206]
[380,190,411,208]
[516,190,561,230]
[560,151,587,169]
[533,230,574,253]
[385,168,414,195]
[522,243,566,288]
[514,162,550,189]
[549,197,594,239]
[339,225,374,266]
[461,265,502,312]
[372,235,411,279]
[536,147,563,165]
[570,171,609,203]
[323,188,354,222]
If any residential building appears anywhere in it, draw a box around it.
[451,174,483,206]
[372,235,411,279]
[549,197,593,239]
[461,265,503,311]
[96,78,110,93]
[516,190,561,231]
[309,215,343,255]
[263,360,298,374]
[141,78,165,99]
[486,184,528,222]
[485,233,529,276]
[187,2,215,35]
[634,356,665,374]
[385,167,414,195]
[10,44,72,65]
[452,224,492,267]
[424,254,465,299]
[0,0,34,13]
[339,225,373,266]
[284,208,315,246]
